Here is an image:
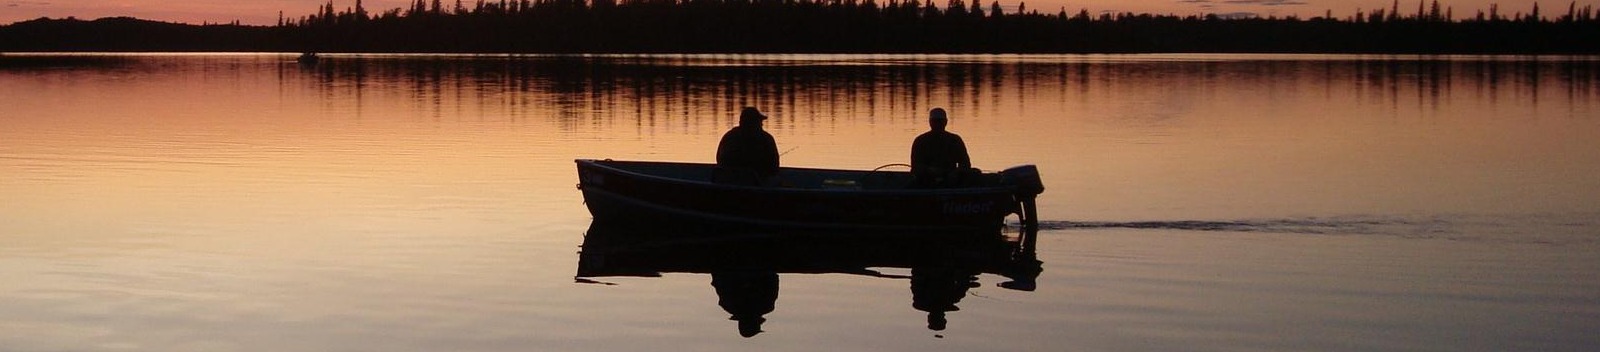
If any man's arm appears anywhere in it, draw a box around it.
[716,131,734,165]
[955,136,971,169]
[761,134,780,174]
[910,135,927,171]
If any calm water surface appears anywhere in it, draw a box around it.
[2,53,1599,351]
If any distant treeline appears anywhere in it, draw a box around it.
[3,0,1599,53]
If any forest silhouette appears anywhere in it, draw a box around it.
[2,0,1598,53]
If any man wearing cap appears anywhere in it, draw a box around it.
[715,107,780,186]
[911,107,972,188]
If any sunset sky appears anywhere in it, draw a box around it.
[0,0,1581,26]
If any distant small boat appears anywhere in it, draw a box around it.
[575,159,1044,232]
[296,52,319,64]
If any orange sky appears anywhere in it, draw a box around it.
[0,0,1583,26]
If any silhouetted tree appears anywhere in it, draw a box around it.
[3,0,1597,53]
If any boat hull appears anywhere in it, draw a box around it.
[576,159,1036,232]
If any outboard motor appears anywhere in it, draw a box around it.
[999,165,1044,196]
[999,165,1045,234]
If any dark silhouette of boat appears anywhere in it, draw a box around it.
[296,52,319,65]
[574,220,1042,336]
[576,220,1041,279]
[575,159,1044,232]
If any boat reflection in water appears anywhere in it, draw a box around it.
[575,220,1042,337]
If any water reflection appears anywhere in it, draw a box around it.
[4,53,1599,350]
[575,220,1042,337]
[0,54,135,70]
[280,54,1599,133]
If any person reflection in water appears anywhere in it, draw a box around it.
[911,108,973,188]
[714,107,780,186]
[712,270,780,338]
[911,263,979,332]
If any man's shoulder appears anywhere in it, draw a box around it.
[919,130,961,139]
[725,126,761,135]
[725,127,774,141]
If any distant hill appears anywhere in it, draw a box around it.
[3,2,1598,54]
[0,17,283,52]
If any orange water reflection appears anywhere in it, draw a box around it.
[3,53,1600,350]
[9,54,1597,223]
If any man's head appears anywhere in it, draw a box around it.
[737,317,765,337]
[739,107,767,127]
[928,108,948,131]
[927,311,948,331]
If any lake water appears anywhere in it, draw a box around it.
[3,53,1599,351]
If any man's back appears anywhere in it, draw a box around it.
[716,125,779,183]
[912,130,969,174]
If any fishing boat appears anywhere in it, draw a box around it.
[575,159,1044,232]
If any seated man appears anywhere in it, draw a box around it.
[714,107,780,186]
[911,108,972,188]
